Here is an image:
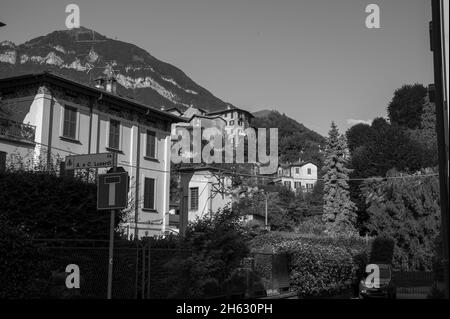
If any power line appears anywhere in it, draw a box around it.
[9,140,439,182]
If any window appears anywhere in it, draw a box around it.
[146,130,156,158]
[230,112,234,119]
[229,120,235,125]
[143,178,155,210]
[295,167,300,174]
[284,181,291,188]
[63,106,77,139]
[189,187,199,210]
[306,183,313,190]
[307,168,312,175]
[294,181,301,189]
[109,119,120,149]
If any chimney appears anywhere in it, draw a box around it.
[94,77,105,90]
[105,77,117,94]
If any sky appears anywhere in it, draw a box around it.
[0,0,437,135]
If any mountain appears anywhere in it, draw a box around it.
[0,27,229,112]
[251,110,326,166]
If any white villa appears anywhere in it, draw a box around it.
[0,72,183,238]
[275,160,318,193]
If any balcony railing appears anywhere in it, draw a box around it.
[0,117,36,143]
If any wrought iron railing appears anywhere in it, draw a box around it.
[0,117,36,143]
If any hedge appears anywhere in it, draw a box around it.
[249,231,370,297]
[274,240,355,297]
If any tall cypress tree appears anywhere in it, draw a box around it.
[322,122,357,234]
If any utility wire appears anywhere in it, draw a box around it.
[10,140,439,182]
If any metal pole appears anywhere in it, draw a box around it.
[265,194,268,229]
[107,209,115,299]
[431,0,449,299]
[147,241,151,298]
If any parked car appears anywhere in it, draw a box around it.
[359,263,397,299]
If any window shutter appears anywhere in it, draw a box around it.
[144,178,155,209]
[146,131,156,158]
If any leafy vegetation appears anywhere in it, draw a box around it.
[166,207,250,298]
[360,169,440,270]
[0,171,126,239]
[251,110,325,166]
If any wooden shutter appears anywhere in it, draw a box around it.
[146,130,156,158]
[144,178,155,209]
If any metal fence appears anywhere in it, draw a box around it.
[23,239,191,299]
[393,271,434,297]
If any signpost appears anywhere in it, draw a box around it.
[63,152,128,298]
[65,152,115,170]
[97,168,128,299]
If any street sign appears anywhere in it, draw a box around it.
[97,171,128,210]
[65,152,115,170]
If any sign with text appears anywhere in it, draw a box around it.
[97,171,128,210]
[65,153,115,170]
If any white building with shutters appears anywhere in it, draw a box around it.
[0,72,183,238]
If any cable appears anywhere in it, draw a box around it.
[8,140,439,182]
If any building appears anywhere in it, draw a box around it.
[275,160,318,193]
[174,165,235,234]
[0,72,183,238]
[174,104,254,136]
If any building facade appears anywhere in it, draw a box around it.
[275,161,318,193]
[0,72,182,238]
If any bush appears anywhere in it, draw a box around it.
[250,231,371,256]
[166,207,250,298]
[0,171,126,239]
[0,217,50,298]
[274,240,354,297]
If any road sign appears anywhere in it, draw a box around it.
[65,152,115,170]
[97,171,128,210]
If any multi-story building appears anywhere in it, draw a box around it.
[0,72,183,238]
[275,160,318,193]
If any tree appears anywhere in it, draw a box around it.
[346,123,373,152]
[322,122,357,234]
[251,110,325,166]
[166,207,250,298]
[387,83,427,129]
[361,168,441,270]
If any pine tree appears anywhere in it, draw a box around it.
[322,122,357,234]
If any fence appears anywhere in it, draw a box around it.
[393,271,434,297]
[242,252,290,298]
[8,239,191,299]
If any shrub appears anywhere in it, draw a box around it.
[0,171,126,239]
[0,217,50,298]
[274,240,354,297]
[166,207,250,298]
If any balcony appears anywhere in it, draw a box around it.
[0,118,36,144]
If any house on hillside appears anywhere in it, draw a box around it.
[274,160,318,193]
[173,104,254,135]
[0,71,184,238]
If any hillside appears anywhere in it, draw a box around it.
[251,110,326,166]
[0,27,229,112]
